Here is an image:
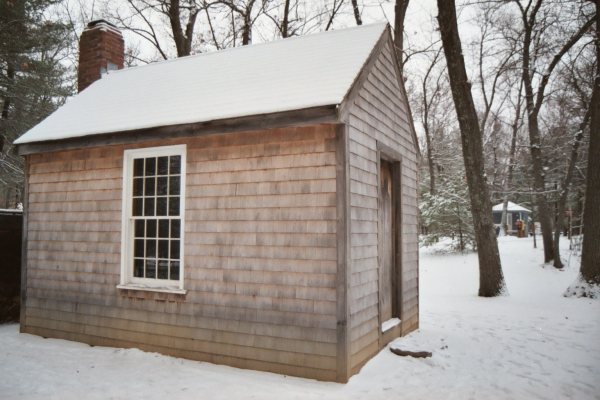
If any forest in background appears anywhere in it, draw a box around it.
[0,0,597,294]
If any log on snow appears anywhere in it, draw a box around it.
[390,347,432,358]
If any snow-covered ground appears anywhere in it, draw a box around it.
[1,236,598,399]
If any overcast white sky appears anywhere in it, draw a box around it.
[67,0,445,61]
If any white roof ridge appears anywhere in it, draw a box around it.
[108,22,389,77]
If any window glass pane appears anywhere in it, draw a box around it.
[146,219,157,237]
[133,158,144,177]
[144,198,155,216]
[157,156,169,175]
[133,198,143,216]
[157,177,168,195]
[128,149,184,284]
[145,157,156,176]
[171,220,180,238]
[134,239,144,258]
[133,178,144,196]
[158,240,169,259]
[168,197,180,216]
[156,197,167,216]
[157,260,169,279]
[134,220,145,238]
[170,240,180,260]
[170,261,180,280]
[158,220,169,238]
[145,177,155,196]
[145,260,156,278]
[134,259,144,277]
[169,176,180,195]
[146,239,156,257]
[169,155,181,175]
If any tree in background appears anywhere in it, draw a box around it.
[420,127,475,252]
[509,0,594,264]
[436,0,506,296]
[574,0,600,294]
[0,0,73,208]
[103,0,212,59]
[547,53,593,267]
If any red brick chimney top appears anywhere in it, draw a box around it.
[78,20,124,93]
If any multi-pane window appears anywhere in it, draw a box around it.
[121,145,186,290]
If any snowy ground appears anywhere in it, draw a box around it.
[1,236,598,400]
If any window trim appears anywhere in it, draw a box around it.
[119,144,187,293]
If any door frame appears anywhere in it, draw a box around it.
[376,141,403,348]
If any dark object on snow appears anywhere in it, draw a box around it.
[390,347,432,358]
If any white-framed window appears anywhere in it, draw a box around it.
[119,145,186,293]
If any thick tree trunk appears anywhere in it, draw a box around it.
[580,1,600,285]
[437,0,505,296]
[167,0,197,57]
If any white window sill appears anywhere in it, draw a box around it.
[381,318,401,333]
[116,284,187,295]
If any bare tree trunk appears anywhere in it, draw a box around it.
[524,91,555,262]
[424,124,436,195]
[167,0,199,57]
[242,9,252,45]
[324,0,344,31]
[421,49,442,195]
[281,0,290,37]
[490,120,501,197]
[501,79,524,233]
[351,0,362,25]
[437,0,505,296]
[580,1,600,285]
[553,110,590,268]
[394,0,409,75]
[457,202,464,252]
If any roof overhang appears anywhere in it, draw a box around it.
[17,105,339,155]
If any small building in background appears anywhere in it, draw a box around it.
[492,201,532,236]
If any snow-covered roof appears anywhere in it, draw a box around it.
[15,23,387,145]
[492,201,531,213]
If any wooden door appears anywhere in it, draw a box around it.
[380,160,394,323]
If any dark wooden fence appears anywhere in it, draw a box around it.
[0,210,22,322]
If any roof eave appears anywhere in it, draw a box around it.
[17,104,340,156]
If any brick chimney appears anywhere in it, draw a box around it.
[78,20,124,93]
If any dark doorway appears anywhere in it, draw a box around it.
[0,210,22,322]
[379,159,397,325]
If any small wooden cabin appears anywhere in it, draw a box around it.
[492,201,532,236]
[15,21,419,382]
